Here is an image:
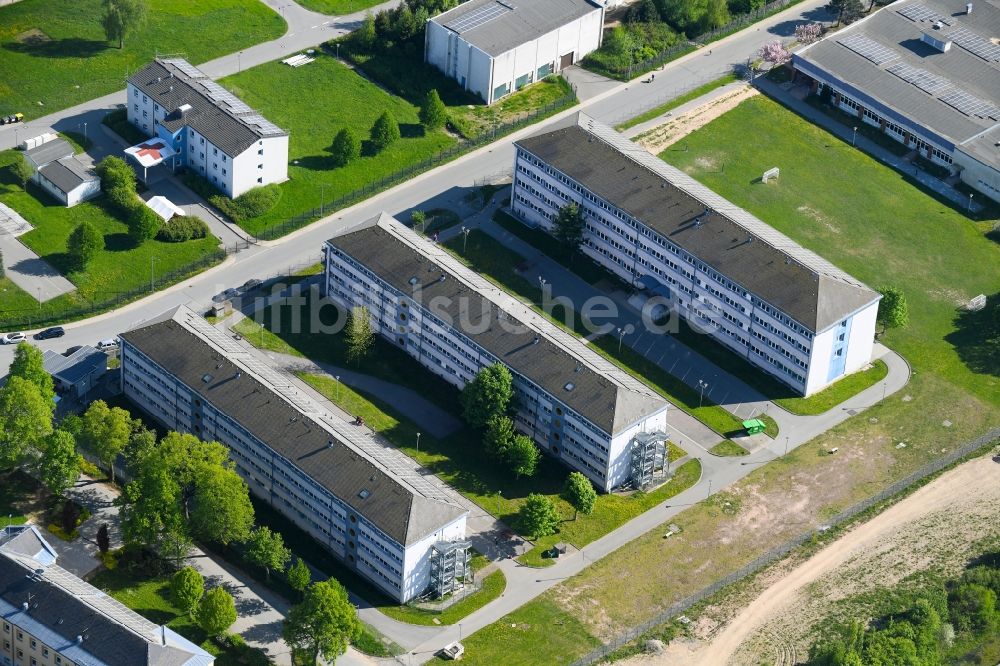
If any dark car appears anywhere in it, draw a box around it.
[34,326,65,340]
[63,345,83,356]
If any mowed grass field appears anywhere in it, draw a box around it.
[219,54,457,235]
[0,151,220,327]
[0,0,285,118]
[293,0,389,13]
[437,95,1000,664]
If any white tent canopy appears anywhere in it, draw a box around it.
[144,195,185,222]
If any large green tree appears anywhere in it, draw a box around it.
[11,158,32,189]
[38,429,80,496]
[370,111,400,152]
[876,285,909,335]
[506,434,540,478]
[9,342,55,406]
[170,566,205,616]
[117,465,189,559]
[562,471,597,520]
[101,0,148,48]
[460,363,513,427]
[553,202,585,258]
[196,587,237,638]
[288,558,312,599]
[66,221,104,270]
[345,305,374,365]
[127,204,161,245]
[484,413,515,461]
[518,493,560,539]
[189,465,254,545]
[81,400,132,482]
[246,526,291,581]
[283,580,360,665]
[0,377,54,468]
[419,89,447,130]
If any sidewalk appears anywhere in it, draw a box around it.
[755,75,983,213]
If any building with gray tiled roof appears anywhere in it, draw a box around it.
[324,213,671,491]
[126,58,288,198]
[511,113,881,397]
[426,0,604,104]
[793,0,1000,202]
[22,138,100,208]
[118,306,468,603]
[0,525,214,666]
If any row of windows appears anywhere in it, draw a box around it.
[2,623,61,665]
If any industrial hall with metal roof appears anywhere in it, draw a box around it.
[511,113,881,397]
[793,0,1000,203]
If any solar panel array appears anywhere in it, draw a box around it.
[886,62,951,94]
[243,115,286,136]
[201,81,255,115]
[838,33,900,65]
[940,89,1000,120]
[162,57,208,80]
[948,26,1000,62]
[896,3,951,24]
[443,1,511,33]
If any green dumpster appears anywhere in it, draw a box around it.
[742,418,766,435]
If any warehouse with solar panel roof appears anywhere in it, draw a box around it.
[793,0,1000,202]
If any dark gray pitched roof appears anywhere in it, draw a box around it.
[514,114,880,332]
[326,213,668,435]
[128,58,286,157]
[0,526,212,666]
[24,139,73,168]
[119,313,465,546]
[37,157,97,195]
[794,0,1000,149]
[431,0,602,56]
[42,347,106,384]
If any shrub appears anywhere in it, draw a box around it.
[128,202,161,244]
[419,89,447,130]
[157,215,210,242]
[106,184,136,210]
[97,156,137,193]
[66,221,104,270]
[330,127,361,167]
[370,111,400,151]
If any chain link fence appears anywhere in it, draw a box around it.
[254,91,577,241]
[570,427,1000,666]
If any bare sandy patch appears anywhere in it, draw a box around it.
[635,85,759,155]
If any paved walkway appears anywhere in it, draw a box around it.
[755,75,984,213]
[0,233,76,303]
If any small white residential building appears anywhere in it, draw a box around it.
[425,0,604,105]
[22,138,100,207]
[511,113,882,397]
[324,213,670,492]
[1,524,215,666]
[119,306,468,603]
[126,58,288,198]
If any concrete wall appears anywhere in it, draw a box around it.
[953,147,1000,204]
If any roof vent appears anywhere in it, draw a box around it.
[235,371,242,379]
[178,103,193,115]
[922,26,952,51]
[408,276,419,286]
[966,2,972,13]
[201,373,213,383]
[358,489,370,499]
[438,275,447,283]
[76,636,84,645]
[532,336,540,345]
[327,440,334,449]
[21,602,28,611]
[564,382,575,391]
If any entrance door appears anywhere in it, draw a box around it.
[559,52,574,69]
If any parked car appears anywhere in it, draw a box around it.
[63,345,83,356]
[96,338,119,352]
[242,278,263,292]
[0,113,24,125]
[0,332,27,344]
[212,288,239,303]
[33,326,65,340]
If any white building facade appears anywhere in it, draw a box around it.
[119,307,468,603]
[512,115,881,397]
[426,0,604,104]
[126,58,288,198]
[324,214,669,492]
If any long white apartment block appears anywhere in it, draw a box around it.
[119,306,468,603]
[127,58,288,198]
[511,113,882,396]
[324,213,670,492]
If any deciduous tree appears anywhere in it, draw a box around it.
[66,221,104,270]
[170,566,205,616]
[0,377,53,468]
[196,587,237,638]
[483,414,515,460]
[38,429,80,496]
[330,128,360,167]
[506,434,540,478]
[190,465,254,545]
[460,363,513,427]
[246,526,291,581]
[288,557,312,598]
[562,471,597,520]
[345,305,374,364]
[128,204,161,245]
[357,13,377,50]
[9,342,55,406]
[370,111,400,151]
[10,158,32,189]
[80,400,132,482]
[101,0,148,48]
[553,203,585,257]
[794,22,822,44]
[283,580,360,665]
[117,466,188,559]
[877,285,909,335]
[419,89,447,130]
[518,493,560,539]
[758,40,791,65]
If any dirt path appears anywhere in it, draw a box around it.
[634,84,758,155]
[615,453,1000,666]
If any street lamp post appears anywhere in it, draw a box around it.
[880,381,887,406]
[416,432,421,453]
[852,126,857,146]
[320,183,326,216]
[967,193,974,213]
[697,380,709,408]
[37,287,41,310]
[617,327,625,353]
[238,51,243,73]
[461,226,470,253]
[784,436,790,456]
[150,256,158,291]
[335,375,340,400]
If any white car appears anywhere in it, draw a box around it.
[0,332,26,345]
[96,338,119,352]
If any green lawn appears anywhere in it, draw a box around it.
[709,440,749,456]
[216,53,456,236]
[0,0,284,118]
[0,150,222,328]
[449,76,576,139]
[292,0,386,13]
[617,73,739,131]
[380,568,507,626]
[661,94,1000,407]
[89,561,270,665]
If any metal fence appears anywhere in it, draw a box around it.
[0,248,227,330]
[569,427,1000,666]
[254,91,578,241]
[608,0,805,81]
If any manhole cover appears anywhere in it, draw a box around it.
[847,409,858,416]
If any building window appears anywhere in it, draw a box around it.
[142,110,147,118]
[258,149,263,155]
[258,163,264,169]
[222,168,227,176]
[133,104,138,112]
[257,177,263,183]
[133,88,138,97]
[222,155,227,162]
[154,103,159,112]
[142,95,147,103]
[213,147,218,156]
[213,163,218,170]
[200,137,205,145]
[29,639,35,649]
